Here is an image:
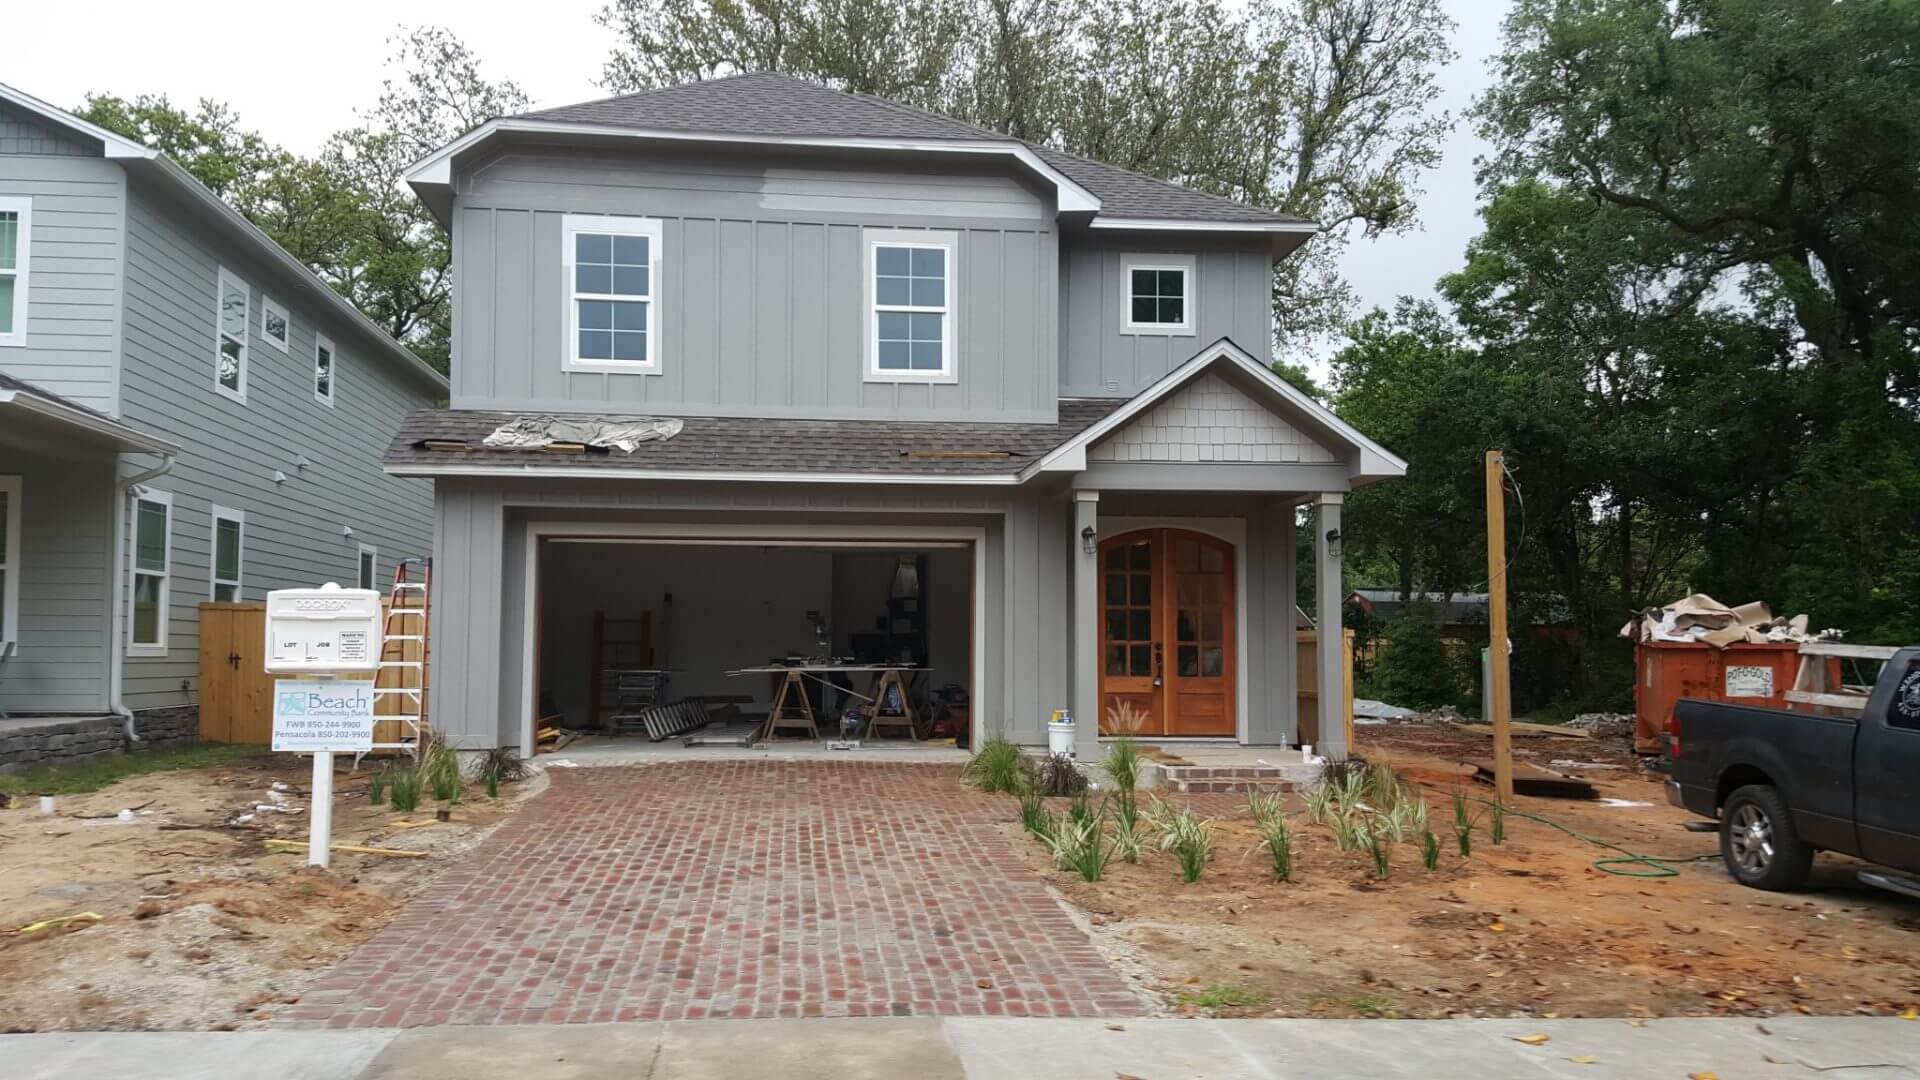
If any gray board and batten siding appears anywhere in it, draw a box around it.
[112,181,439,709]
[450,144,1061,422]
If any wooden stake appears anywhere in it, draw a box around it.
[1485,450,1515,805]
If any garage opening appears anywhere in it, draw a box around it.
[533,537,975,751]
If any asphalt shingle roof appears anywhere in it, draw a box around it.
[516,73,1310,228]
[385,399,1126,478]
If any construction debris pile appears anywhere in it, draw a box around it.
[1618,593,1833,648]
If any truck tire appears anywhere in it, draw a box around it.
[1720,784,1813,891]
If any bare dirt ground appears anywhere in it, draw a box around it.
[1014,722,1920,1021]
[0,754,539,1032]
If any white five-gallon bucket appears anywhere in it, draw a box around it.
[1047,709,1076,757]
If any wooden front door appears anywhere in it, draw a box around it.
[1098,529,1236,737]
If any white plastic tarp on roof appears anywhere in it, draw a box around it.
[482,416,683,454]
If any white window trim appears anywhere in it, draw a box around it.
[214,267,250,402]
[1121,254,1196,336]
[260,295,290,353]
[357,543,379,590]
[127,489,172,657]
[0,475,20,646]
[209,504,244,602]
[561,214,664,375]
[314,333,337,407]
[0,196,31,347]
[864,228,958,384]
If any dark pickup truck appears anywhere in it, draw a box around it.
[1667,646,1920,892]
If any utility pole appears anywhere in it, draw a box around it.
[1484,450,1515,804]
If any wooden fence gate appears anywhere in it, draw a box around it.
[198,601,425,746]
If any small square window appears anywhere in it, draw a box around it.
[314,334,336,406]
[1122,257,1195,334]
[261,297,290,353]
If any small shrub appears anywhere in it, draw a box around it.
[1243,790,1285,828]
[1304,780,1337,826]
[1104,700,1149,737]
[1327,810,1367,853]
[1068,788,1095,828]
[473,747,529,799]
[1257,813,1294,882]
[1041,816,1114,882]
[1452,789,1476,857]
[1034,752,1087,796]
[1157,805,1216,883]
[387,764,422,812]
[1365,830,1390,879]
[1421,829,1440,871]
[966,737,1027,793]
[1099,736,1143,799]
[367,769,388,807]
[1110,806,1145,864]
[1018,785,1050,838]
[422,740,461,803]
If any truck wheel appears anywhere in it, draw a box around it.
[1720,785,1813,891]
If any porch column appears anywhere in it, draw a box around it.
[1314,493,1347,761]
[1072,490,1101,758]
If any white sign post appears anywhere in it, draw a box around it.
[263,584,384,869]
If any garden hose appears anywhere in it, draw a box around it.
[1470,796,1683,878]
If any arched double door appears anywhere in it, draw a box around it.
[1098,528,1236,737]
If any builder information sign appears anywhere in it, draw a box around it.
[271,679,377,752]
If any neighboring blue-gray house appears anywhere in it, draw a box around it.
[387,74,1403,759]
[0,84,444,724]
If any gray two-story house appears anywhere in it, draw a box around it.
[386,73,1402,759]
[0,84,444,727]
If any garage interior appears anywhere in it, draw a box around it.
[535,539,974,748]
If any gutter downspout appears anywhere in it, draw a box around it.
[110,452,176,743]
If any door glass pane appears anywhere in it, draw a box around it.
[1178,645,1198,677]
[1105,574,1125,605]
[1201,544,1225,572]
[1106,610,1126,641]
[1128,610,1151,641]
[1128,543,1149,570]
[1105,645,1126,676]
[1129,574,1151,605]
[1105,546,1126,570]
[1200,647,1224,677]
[1177,611,1196,642]
[1175,540,1199,572]
[1129,644,1150,677]
[1202,609,1223,641]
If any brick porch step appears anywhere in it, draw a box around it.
[1157,764,1302,795]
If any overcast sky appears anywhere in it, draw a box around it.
[9,0,1507,368]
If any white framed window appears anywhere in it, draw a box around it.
[0,475,20,646]
[214,267,249,402]
[1121,254,1195,334]
[261,296,290,353]
[0,196,31,347]
[314,333,336,407]
[865,228,957,383]
[357,543,378,590]
[209,504,244,602]
[562,214,662,374]
[128,489,172,655]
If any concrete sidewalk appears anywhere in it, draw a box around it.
[7,1017,1919,1079]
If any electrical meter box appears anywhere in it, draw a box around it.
[264,584,383,674]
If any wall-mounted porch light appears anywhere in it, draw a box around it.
[1081,525,1098,554]
[1324,527,1343,560]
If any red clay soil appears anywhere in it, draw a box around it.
[1015,725,1920,1020]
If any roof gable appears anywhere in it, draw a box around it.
[1088,371,1339,465]
[1029,338,1407,484]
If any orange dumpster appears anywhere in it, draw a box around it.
[1632,641,1809,754]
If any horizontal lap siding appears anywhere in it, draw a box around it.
[0,443,113,713]
[1059,235,1273,399]
[0,137,126,415]
[116,186,437,712]
[453,148,1057,422]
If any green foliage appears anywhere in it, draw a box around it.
[1421,829,1440,872]
[1369,607,1465,710]
[368,769,388,807]
[1153,803,1216,882]
[1452,788,1476,858]
[386,764,422,812]
[965,737,1028,793]
[1256,812,1294,882]
[1098,738,1143,797]
[1040,815,1115,881]
[1365,831,1390,879]
[594,0,1458,346]
[423,741,461,803]
[1068,788,1095,828]
[1109,798,1146,864]
[1178,983,1270,1012]
[1018,784,1050,838]
[0,744,259,797]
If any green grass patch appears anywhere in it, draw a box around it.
[1179,983,1270,1012]
[1346,993,1398,1018]
[0,742,261,797]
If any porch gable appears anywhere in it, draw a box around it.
[1086,371,1338,465]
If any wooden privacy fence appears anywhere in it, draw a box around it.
[197,602,424,746]
[1295,628,1355,751]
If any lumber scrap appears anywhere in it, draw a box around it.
[1466,759,1598,800]
[264,839,428,858]
[1460,721,1591,739]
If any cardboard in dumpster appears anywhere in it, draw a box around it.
[1620,593,1825,649]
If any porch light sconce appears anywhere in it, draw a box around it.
[1081,525,1097,555]
[1325,527,1343,560]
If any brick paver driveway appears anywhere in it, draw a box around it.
[279,762,1143,1028]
